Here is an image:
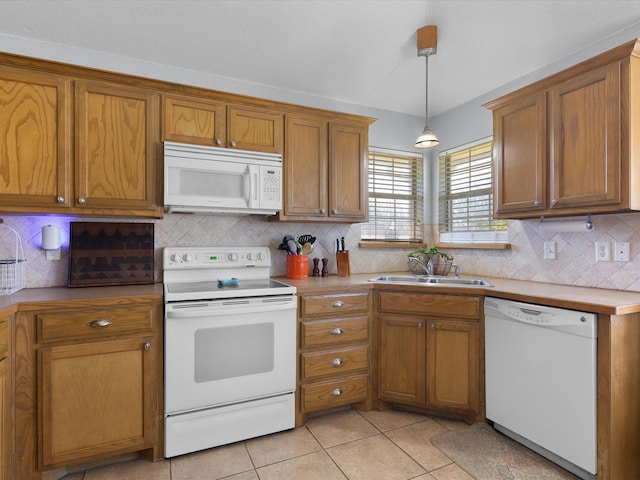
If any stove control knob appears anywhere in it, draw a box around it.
[182,254,192,263]
[256,252,263,261]
[246,252,253,261]
[170,254,180,263]
[227,253,236,261]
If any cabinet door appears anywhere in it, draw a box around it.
[227,106,283,153]
[75,80,158,212]
[162,94,226,147]
[39,337,155,468]
[283,115,328,217]
[426,319,479,414]
[329,122,368,221]
[550,62,621,209]
[0,66,71,210]
[378,313,425,406]
[493,92,547,216]
[0,315,9,480]
[0,357,7,480]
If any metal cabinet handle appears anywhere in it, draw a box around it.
[319,208,326,214]
[78,197,86,204]
[144,342,151,350]
[551,199,558,206]
[331,300,345,308]
[431,323,435,331]
[331,358,344,367]
[330,388,343,397]
[56,196,65,203]
[418,322,423,329]
[533,200,541,206]
[215,138,222,145]
[330,327,344,335]
[231,140,237,147]
[87,319,112,328]
[332,209,338,214]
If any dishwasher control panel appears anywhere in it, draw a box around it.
[484,297,596,337]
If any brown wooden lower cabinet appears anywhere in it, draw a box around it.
[0,314,11,480]
[296,289,372,425]
[39,337,155,468]
[12,297,163,480]
[376,291,483,422]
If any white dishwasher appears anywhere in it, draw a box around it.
[484,297,597,480]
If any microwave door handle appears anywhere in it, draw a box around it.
[248,165,259,208]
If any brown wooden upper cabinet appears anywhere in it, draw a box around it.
[485,39,640,219]
[272,114,371,223]
[0,66,72,212]
[0,64,162,218]
[162,94,283,153]
[75,80,159,214]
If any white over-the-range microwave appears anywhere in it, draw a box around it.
[163,141,283,215]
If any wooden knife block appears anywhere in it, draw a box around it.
[336,251,350,277]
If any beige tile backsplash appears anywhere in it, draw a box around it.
[1,211,639,292]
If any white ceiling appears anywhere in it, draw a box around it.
[1,1,640,118]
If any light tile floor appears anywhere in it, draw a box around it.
[61,409,486,480]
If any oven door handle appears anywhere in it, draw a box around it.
[166,301,296,318]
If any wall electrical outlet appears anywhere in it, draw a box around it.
[544,241,556,260]
[596,241,611,262]
[614,242,630,262]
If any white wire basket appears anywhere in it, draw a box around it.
[0,225,26,295]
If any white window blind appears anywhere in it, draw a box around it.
[438,140,507,243]
[362,149,424,242]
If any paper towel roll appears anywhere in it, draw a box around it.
[539,220,593,233]
[42,225,61,249]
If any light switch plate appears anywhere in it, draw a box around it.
[614,242,630,262]
[596,241,610,262]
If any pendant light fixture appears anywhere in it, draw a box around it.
[414,25,439,149]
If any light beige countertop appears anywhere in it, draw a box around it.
[0,283,163,315]
[2,275,639,317]
[276,273,640,316]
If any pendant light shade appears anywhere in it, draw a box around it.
[415,25,439,149]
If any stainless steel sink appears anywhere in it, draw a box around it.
[369,275,492,287]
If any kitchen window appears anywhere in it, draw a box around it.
[438,139,508,245]
[361,148,424,243]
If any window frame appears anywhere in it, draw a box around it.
[437,138,508,246]
[361,147,425,245]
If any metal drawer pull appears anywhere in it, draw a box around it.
[330,388,343,396]
[330,327,344,335]
[331,300,345,308]
[331,358,344,367]
[87,319,112,328]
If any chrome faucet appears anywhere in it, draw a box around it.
[452,264,460,278]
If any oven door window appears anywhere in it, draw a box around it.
[194,323,274,382]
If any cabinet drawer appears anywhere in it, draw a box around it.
[0,318,8,360]
[38,306,155,343]
[300,292,369,317]
[378,292,480,319]
[301,316,368,347]
[301,374,368,413]
[301,345,368,380]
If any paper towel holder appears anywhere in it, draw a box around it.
[41,225,62,261]
[539,213,594,232]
